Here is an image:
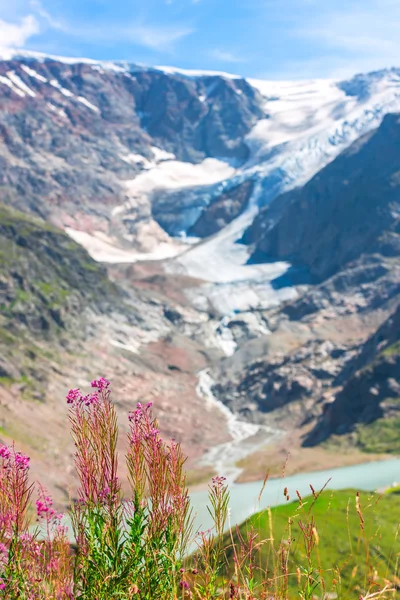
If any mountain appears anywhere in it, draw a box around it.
[245,112,400,282]
[0,53,263,252]
[2,54,400,267]
[3,52,400,491]
[208,107,400,460]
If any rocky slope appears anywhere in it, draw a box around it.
[305,304,400,449]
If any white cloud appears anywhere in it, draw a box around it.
[293,0,400,77]
[30,0,66,30]
[0,15,40,48]
[127,24,194,51]
[210,49,246,63]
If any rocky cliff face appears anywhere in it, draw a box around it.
[246,113,400,281]
[133,71,263,163]
[305,305,400,448]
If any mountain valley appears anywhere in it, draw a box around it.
[1,51,400,505]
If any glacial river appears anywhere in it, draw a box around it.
[190,457,400,535]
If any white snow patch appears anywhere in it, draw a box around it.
[7,71,36,97]
[112,157,234,225]
[155,65,240,80]
[65,228,185,264]
[110,340,141,354]
[120,153,153,169]
[47,102,67,118]
[151,146,176,162]
[0,75,13,90]
[49,79,74,97]
[76,96,100,113]
[0,75,25,97]
[21,64,47,83]
[124,157,234,196]
[214,316,237,356]
[247,78,349,149]
[0,48,128,73]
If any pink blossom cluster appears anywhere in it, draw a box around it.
[128,401,153,424]
[66,388,99,407]
[212,476,227,488]
[0,445,11,460]
[91,377,110,391]
[66,378,110,406]
[0,444,30,470]
[36,494,55,519]
[14,452,30,470]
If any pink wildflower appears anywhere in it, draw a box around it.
[14,452,30,470]
[83,393,99,407]
[90,377,110,391]
[212,476,227,487]
[0,445,11,460]
[179,580,190,590]
[66,389,82,404]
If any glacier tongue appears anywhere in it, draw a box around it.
[166,69,400,315]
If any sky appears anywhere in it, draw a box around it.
[1,0,400,80]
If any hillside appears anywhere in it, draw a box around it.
[0,203,120,390]
[0,204,233,503]
[246,113,400,282]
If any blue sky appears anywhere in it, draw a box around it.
[1,0,400,79]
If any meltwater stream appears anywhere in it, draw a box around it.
[196,369,282,484]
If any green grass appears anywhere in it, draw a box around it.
[385,485,400,495]
[356,416,400,453]
[226,489,400,599]
[0,376,17,387]
[380,340,400,357]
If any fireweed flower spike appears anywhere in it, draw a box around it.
[126,400,193,598]
[67,377,122,598]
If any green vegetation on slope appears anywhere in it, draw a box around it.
[0,203,119,393]
[0,203,115,336]
[226,489,400,599]
[356,416,400,454]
